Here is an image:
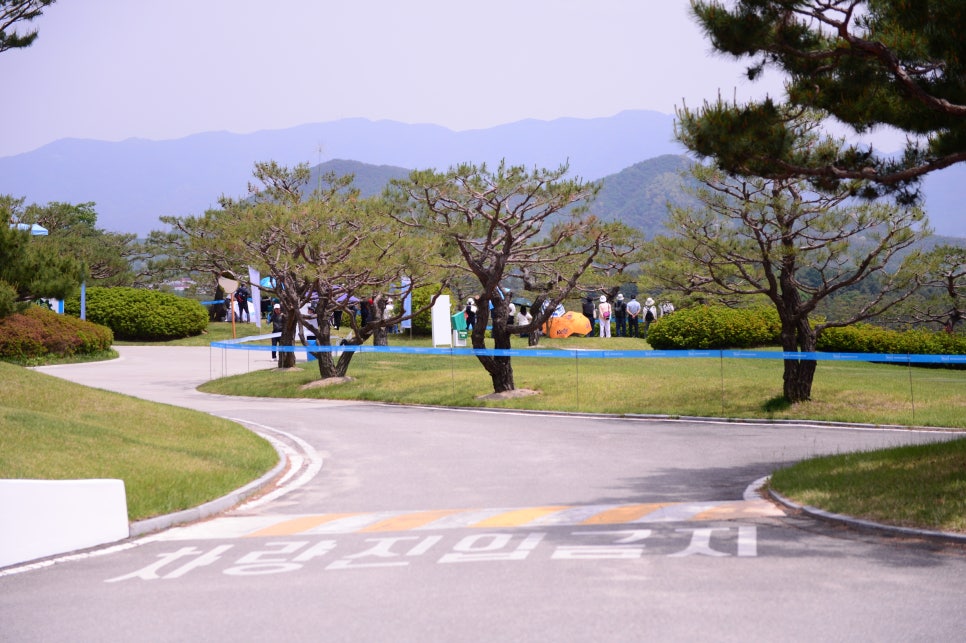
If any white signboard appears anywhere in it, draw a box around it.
[431,295,452,347]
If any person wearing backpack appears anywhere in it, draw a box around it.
[597,295,612,338]
[643,297,657,340]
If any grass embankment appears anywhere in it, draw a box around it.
[0,361,277,521]
[201,332,966,534]
[770,439,966,533]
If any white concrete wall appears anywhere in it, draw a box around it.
[0,479,129,568]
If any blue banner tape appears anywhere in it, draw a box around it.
[210,336,965,364]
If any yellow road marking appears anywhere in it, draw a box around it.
[692,500,785,521]
[580,503,672,525]
[472,506,571,528]
[360,509,463,532]
[245,513,360,537]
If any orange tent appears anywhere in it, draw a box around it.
[543,311,593,338]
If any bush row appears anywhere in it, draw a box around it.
[647,305,781,350]
[65,287,208,341]
[0,305,113,360]
[817,324,966,356]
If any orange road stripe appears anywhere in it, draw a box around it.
[360,509,463,532]
[245,514,359,537]
[692,501,785,521]
[580,503,671,525]
[472,506,570,528]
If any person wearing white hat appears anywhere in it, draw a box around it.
[643,297,658,340]
[597,294,612,338]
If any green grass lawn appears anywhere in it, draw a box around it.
[0,360,277,521]
[113,321,267,347]
[201,333,966,429]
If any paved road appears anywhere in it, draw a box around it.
[3,346,966,641]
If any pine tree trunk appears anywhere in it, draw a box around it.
[472,304,516,393]
[278,322,297,368]
[373,327,388,347]
[780,318,817,403]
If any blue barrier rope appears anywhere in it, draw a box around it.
[210,335,966,364]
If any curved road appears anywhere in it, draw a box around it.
[3,346,965,641]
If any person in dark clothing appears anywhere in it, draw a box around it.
[465,298,477,330]
[235,286,250,322]
[268,303,285,359]
[613,293,628,337]
[581,297,596,336]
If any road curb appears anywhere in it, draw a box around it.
[768,487,966,545]
[129,438,287,537]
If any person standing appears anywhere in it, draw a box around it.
[581,297,596,336]
[268,303,285,359]
[597,295,612,338]
[643,297,658,340]
[235,286,250,323]
[464,298,477,331]
[626,295,641,338]
[515,304,532,338]
[613,293,628,337]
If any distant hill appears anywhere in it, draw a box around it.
[306,159,410,197]
[0,111,682,236]
[0,111,961,238]
[591,155,696,237]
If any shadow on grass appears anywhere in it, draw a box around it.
[762,395,792,413]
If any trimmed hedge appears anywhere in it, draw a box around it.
[647,305,781,350]
[65,287,208,341]
[0,305,113,360]
[818,323,966,356]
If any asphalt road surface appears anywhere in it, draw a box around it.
[3,346,965,642]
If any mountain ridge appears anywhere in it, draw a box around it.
[0,111,962,238]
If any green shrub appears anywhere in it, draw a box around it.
[818,323,966,356]
[409,285,441,336]
[0,305,113,360]
[647,305,781,350]
[65,287,208,341]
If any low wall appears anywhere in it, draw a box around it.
[0,479,129,568]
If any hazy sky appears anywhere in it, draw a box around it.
[0,0,815,158]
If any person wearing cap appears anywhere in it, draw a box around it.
[597,294,612,338]
[643,297,658,340]
[384,297,397,333]
[613,292,628,337]
[268,302,285,359]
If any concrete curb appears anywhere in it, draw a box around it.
[768,487,966,545]
[129,438,287,537]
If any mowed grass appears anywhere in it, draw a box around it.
[0,361,278,521]
[113,321,267,347]
[200,334,966,429]
[770,438,966,533]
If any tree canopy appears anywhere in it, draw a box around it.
[0,0,56,53]
[18,200,136,284]
[163,162,443,376]
[654,155,925,401]
[0,197,84,317]
[681,0,966,201]
[389,161,603,393]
